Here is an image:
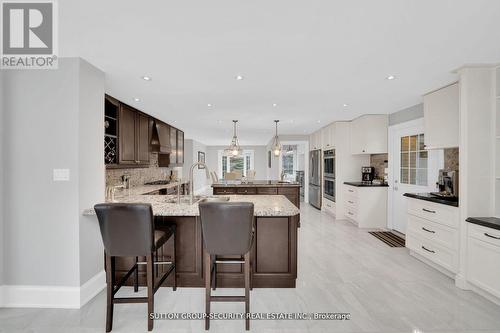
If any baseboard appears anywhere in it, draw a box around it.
[1,270,105,309]
[80,270,106,307]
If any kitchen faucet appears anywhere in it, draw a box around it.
[189,162,211,204]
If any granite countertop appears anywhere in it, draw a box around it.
[83,184,300,217]
[212,180,301,187]
[403,193,459,207]
[466,217,500,231]
[344,181,389,187]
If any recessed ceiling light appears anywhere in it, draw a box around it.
[133,97,141,102]
[272,103,278,107]
[290,119,294,123]
[317,120,321,123]
[207,103,212,107]
[141,76,152,81]
[235,75,244,81]
[386,75,396,80]
[343,103,349,107]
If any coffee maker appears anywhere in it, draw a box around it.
[361,166,375,183]
[432,169,459,198]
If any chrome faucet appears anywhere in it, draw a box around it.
[280,170,285,181]
[189,162,210,204]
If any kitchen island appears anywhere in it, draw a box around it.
[212,180,301,209]
[84,185,300,288]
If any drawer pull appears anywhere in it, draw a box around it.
[348,200,354,204]
[348,212,354,216]
[422,208,436,213]
[421,246,435,253]
[348,190,354,193]
[484,233,500,240]
[422,227,435,234]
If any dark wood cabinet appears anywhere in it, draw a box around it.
[114,215,298,288]
[118,105,150,166]
[177,130,184,165]
[105,94,184,168]
[212,185,300,210]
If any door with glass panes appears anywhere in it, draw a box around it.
[392,123,441,234]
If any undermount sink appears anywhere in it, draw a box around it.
[164,195,230,204]
[198,196,230,203]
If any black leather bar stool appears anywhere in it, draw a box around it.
[94,203,177,332]
[198,202,254,331]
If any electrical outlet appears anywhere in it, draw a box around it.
[53,169,70,181]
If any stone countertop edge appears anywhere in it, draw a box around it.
[466,217,500,231]
[403,192,459,207]
[83,194,300,218]
[343,181,389,187]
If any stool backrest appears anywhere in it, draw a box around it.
[94,203,154,256]
[199,202,254,255]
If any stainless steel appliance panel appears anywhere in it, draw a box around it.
[309,149,322,209]
[309,184,321,209]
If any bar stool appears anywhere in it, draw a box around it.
[94,203,177,332]
[198,202,254,331]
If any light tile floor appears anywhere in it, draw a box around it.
[2,204,500,333]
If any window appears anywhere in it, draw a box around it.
[400,134,427,185]
[218,150,254,178]
[281,145,297,180]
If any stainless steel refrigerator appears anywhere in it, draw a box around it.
[309,149,322,209]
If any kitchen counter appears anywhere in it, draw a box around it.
[85,184,300,289]
[344,181,389,187]
[403,192,459,207]
[211,180,301,187]
[466,217,500,231]
[83,193,299,217]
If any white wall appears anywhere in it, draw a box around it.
[2,58,105,307]
[206,145,267,180]
[78,60,105,285]
[0,71,4,286]
[183,139,208,193]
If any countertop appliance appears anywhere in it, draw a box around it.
[361,166,375,183]
[431,169,459,198]
[323,149,336,202]
[309,149,322,209]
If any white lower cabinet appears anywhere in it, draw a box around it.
[322,197,336,216]
[405,198,459,274]
[343,184,387,228]
[467,224,500,299]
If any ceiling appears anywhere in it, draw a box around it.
[60,0,500,145]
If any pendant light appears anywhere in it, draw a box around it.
[224,120,243,157]
[272,120,282,156]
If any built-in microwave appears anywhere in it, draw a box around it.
[323,149,335,178]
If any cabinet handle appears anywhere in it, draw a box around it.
[422,208,436,214]
[348,200,354,204]
[421,246,435,253]
[348,189,354,193]
[422,227,435,234]
[484,233,500,240]
[348,212,354,216]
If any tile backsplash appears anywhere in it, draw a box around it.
[106,153,175,186]
[444,148,459,171]
[370,153,388,181]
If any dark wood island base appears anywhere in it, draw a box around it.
[114,214,299,288]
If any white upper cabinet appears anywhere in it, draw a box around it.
[350,115,388,154]
[423,82,459,149]
[310,130,322,150]
[322,124,335,149]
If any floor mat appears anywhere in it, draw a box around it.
[369,231,405,247]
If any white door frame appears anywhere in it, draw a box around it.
[387,118,443,230]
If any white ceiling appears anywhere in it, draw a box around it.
[60,0,500,145]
